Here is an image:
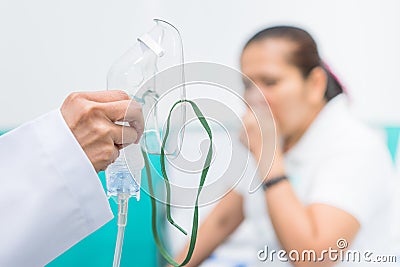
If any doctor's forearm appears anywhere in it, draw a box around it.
[0,110,113,266]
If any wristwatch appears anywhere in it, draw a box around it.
[262,175,287,191]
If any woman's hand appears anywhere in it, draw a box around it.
[240,107,284,180]
[240,108,274,157]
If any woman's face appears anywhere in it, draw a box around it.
[240,38,323,143]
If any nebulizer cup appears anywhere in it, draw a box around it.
[105,19,186,267]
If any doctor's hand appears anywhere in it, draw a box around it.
[61,90,144,172]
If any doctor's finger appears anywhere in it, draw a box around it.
[101,100,143,123]
[110,145,120,164]
[110,123,138,145]
[101,100,144,139]
[81,90,130,103]
[98,145,120,171]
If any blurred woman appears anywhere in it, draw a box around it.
[172,26,396,267]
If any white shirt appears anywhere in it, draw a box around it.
[0,110,113,266]
[237,95,398,266]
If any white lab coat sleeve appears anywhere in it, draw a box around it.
[0,109,114,267]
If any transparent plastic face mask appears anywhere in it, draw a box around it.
[105,19,188,267]
[107,19,186,157]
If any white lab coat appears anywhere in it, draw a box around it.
[0,110,114,266]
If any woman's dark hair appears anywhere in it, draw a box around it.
[244,26,344,101]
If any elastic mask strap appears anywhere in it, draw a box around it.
[142,99,212,266]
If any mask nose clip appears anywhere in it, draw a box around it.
[138,33,165,57]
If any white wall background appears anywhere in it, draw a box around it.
[0,0,399,128]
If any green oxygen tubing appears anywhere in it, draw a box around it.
[106,98,212,267]
[143,99,212,266]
